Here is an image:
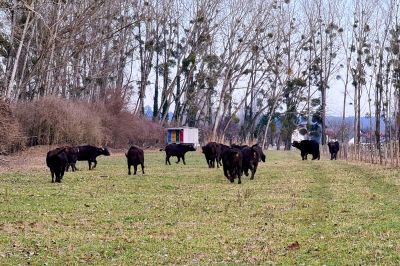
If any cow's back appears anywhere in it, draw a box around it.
[222,148,242,166]
[164,144,187,156]
[241,147,259,164]
[204,142,218,158]
[76,145,97,160]
[127,146,144,164]
[46,148,68,168]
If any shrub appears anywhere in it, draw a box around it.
[13,96,164,149]
[99,106,164,148]
[14,97,104,146]
[0,99,25,154]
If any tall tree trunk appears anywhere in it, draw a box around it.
[6,7,32,99]
[153,51,159,120]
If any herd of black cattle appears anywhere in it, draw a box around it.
[45,139,340,184]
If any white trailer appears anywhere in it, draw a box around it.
[166,127,199,146]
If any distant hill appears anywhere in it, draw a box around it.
[326,116,386,131]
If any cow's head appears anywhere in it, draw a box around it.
[185,144,196,152]
[101,147,111,156]
[292,141,301,149]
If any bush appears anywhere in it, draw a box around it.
[13,96,164,149]
[96,104,164,148]
[0,99,25,154]
[14,97,104,146]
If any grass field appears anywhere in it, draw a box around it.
[0,150,399,265]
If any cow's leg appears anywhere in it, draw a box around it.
[250,165,256,180]
[55,170,62,183]
[167,155,171,165]
[134,164,138,175]
[141,163,145,174]
[66,164,70,172]
[60,168,65,181]
[55,173,60,183]
[128,164,131,175]
[176,156,180,164]
[72,164,78,171]
[165,156,168,165]
[92,159,97,169]
[244,165,249,176]
[88,161,92,170]
[223,167,229,179]
[50,169,55,183]
[250,169,255,180]
[237,169,242,184]
[182,155,186,165]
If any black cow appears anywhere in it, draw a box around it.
[76,145,111,170]
[126,146,145,175]
[160,144,196,165]
[46,148,68,183]
[221,148,243,184]
[328,141,340,160]
[216,143,230,168]
[292,140,320,160]
[64,146,79,172]
[202,142,219,168]
[241,144,266,179]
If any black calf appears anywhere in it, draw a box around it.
[328,141,340,160]
[126,146,145,175]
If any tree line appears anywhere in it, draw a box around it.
[0,0,399,148]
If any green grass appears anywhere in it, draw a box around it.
[0,150,399,265]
